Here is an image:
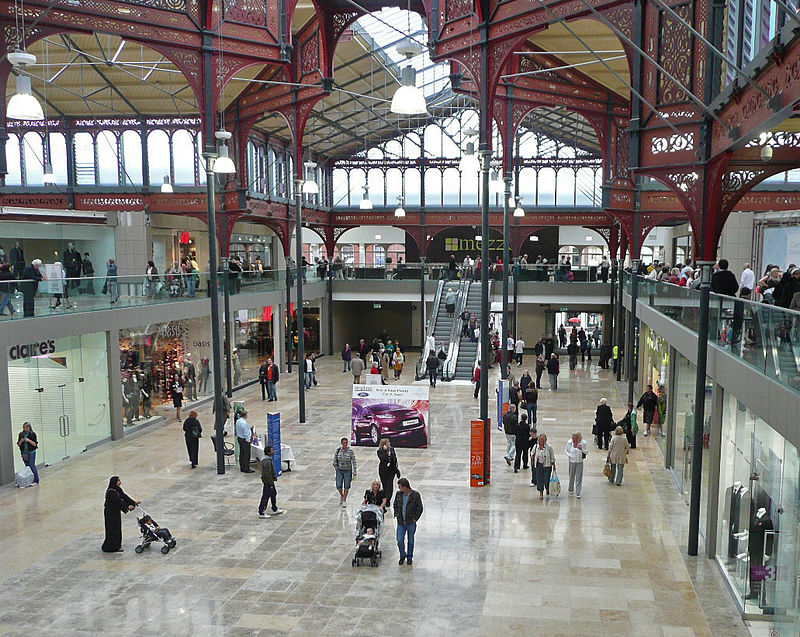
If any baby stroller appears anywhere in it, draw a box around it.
[351,504,383,567]
[134,507,177,554]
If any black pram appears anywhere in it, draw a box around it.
[135,508,177,554]
[352,504,384,567]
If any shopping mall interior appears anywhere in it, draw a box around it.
[2,0,800,634]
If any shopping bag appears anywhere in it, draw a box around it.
[15,466,34,488]
[549,470,561,497]
[602,462,612,478]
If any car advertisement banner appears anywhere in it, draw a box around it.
[351,384,429,448]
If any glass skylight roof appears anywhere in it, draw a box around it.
[354,9,453,102]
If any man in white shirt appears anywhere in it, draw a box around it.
[740,263,755,296]
[681,259,693,281]
[426,333,435,354]
[515,337,525,365]
[235,410,254,473]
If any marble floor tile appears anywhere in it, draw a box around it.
[0,357,754,636]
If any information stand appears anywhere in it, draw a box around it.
[267,412,282,477]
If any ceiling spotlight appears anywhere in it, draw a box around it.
[585,235,593,241]
[213,130,236,174]
[161,175,173,193]
[513,197,525,217]
[760,145,773,161]
[7,50,44,121]
[529,236,539,242]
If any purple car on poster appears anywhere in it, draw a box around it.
[352,402,427,446]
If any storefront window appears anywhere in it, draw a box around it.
[716,390,800,628]
[9,332,111,471]
[120,318,211,423]
[232,306,275,386]
[671,352,713,531]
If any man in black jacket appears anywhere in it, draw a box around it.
[20,259,44,317]
[0,263,17,316]
[636,384,660,437]
[502,405,518,466]
[393,477,423,565]
[710,259,739,296]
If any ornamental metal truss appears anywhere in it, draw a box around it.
[3,0,800,259]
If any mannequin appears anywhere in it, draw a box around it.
[10,241,24,276]
[63,242,82,288]
[140,372,152,419]
[232,348,242,386]
[198,357,210,394]
[725,481,747,559]
[747,506,774,600]
[184,354,197,401]
[82,252,95,294]
[122,378,135,426]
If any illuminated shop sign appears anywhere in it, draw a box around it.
[444,237,505,251]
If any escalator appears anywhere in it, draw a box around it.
[452,282,487,380]
[416,281,468,380]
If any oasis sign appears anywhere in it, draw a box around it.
[9,340,56,360]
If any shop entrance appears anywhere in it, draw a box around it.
[8,333,111,470]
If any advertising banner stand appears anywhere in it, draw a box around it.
[267,412,282,476]
[351,384,429,448]
[497,379,507,431]
[470,419,491,487]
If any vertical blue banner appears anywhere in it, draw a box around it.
[267,412,282,477]
[497,379,506,431]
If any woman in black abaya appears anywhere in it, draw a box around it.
[102,476,139,552]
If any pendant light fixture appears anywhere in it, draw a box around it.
[394,195,406,218]
[161,175,174,193]
[513,196,525,217]
[303,161,319,194]
[490,163,504,194]
[390,3,427,116]
[459,128,480,174]
[7,50,44,120]
[359,186,373,210]
[213,130,236,174]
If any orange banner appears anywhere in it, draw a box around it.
[470,419,490,487]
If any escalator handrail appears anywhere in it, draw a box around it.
[442,280,470,381]
[416,280,445,380]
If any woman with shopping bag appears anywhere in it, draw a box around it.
[531,434,556,500]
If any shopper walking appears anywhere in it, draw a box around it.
[182,410,202,468]
[565,433,587,497]
[532,434,556,499]
[514,414,531,472]
[502,404,518,466]
[258,445,284,518]
[524,383,538,425]
[535,354,545,389]
[172,375,184,421]
[351,352,365,384]
[105,258,119,303]
[145,261,159,298]
[333,437,357,507]
[594,398,614,450]
[473,363,481,399]
[514,336,525,366]
[102,476,139,553]
[0,263,16,316]
[620,402,638,448]
[16,422,39,485]
[381,349,391,385]
[607,426,631,486]
[260,357,279,401]
[392,348,404,379]
[342,343,352,372]
[636,384,660,436]
[377,438,400,504]
[20,259,44,317]
[426,351,440,387]
[236,410,254,473]
[394,477,423,565]
[546,353,560,390]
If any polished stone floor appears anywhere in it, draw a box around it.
[0,357,750,637]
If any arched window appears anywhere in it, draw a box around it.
[581,246,603,266]
[97,130,120,186]
[5,134,21,186]
[558,245,579,264]
[74,132,96,186]
[172,129,195,185]
[120,130,142,186]
[675,246,687,264]
[640,246,654,265]
[147,130,170,187]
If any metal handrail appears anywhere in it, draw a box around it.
[441,280,470,381]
